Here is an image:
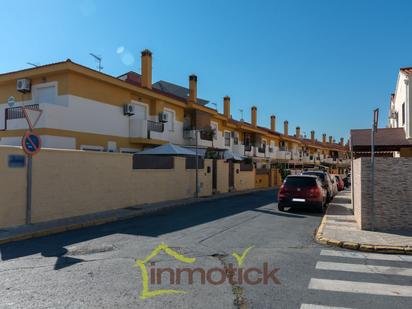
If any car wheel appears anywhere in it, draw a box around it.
[278,204,285,212]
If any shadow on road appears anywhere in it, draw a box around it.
[0,190,297,262]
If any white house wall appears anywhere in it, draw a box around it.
[0,88,185,148]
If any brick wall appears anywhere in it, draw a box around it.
[353,157,412,231]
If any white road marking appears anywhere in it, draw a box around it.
[308,278,412,297]
[320,249,412,262]
[316,261,412,277]
[300,304,353,309]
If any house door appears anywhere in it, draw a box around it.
[228,161,234,190]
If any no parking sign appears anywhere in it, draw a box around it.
[21,131,41,156]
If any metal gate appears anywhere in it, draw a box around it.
[228,161,234,190]
[212,159,217,192]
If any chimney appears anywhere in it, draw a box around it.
[189,74,197,103]
[270,115,276,131]
[251,106,257,127]
[340,137,344,146]
[329,136,333,144]
[224,96,231,118]
[296,126,301,138]
[284,120,289,136]
[311,130,315,142]
[141,49,152,89]
[322,134,326,143]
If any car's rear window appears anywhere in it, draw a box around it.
[285,177,317,187]
[302,172,325,181]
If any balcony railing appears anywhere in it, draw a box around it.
[147,120,164,133]
[6,104,40,120]
[257,145,266,153]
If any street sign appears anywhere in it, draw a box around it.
[8,155,25,168]
[7,96,16,107]
[373,108,379,133]
[21,131,41,156]
[22,106,43,130]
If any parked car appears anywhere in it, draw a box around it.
[302,171,334,203]
[329,174,338,197]
[343,173,351,188]
[278,175,327,213]
[333,175,345,191]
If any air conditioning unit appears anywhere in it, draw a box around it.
[16,78,31,93]
[159,111,169,123]
[123,104,135,116]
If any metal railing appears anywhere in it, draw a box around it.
[6,104,40,120]
[147,120,164,133]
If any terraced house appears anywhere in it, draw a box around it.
[0,49,349,169]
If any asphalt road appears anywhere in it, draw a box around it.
[1,190,411,309]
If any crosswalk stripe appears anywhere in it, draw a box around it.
[320,249,412,262]
[300,304,353,309]
[316,261,412,277]
[308,278,412,297]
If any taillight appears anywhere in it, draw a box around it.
[278,184,287,199]
[308,186,321,197]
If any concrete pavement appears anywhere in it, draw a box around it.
[316,190,412,253]
[1,190,412,308]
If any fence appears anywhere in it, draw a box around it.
[353,157,412,230]
[0,146,257,229]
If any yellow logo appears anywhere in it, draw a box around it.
[231,245,254,267]
[133,243,196,299]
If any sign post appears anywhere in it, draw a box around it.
[371,108,379,230]
[21,130,41,225]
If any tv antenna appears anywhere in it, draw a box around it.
[239,109,244,121]
[27,62,40,67]
[89,53,103,72]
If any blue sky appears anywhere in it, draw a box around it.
[1,0,411,141]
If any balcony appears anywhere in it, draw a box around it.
[130,119,164,139]
[244,145,254,157]
[254,145,267,158]
[278,150,292,160]
[183,130,213,147]
[232,144,245,155]
[303,156,314,164]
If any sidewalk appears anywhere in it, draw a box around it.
[0,187,274,245]
[316,190,412,254]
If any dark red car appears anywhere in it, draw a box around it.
[277,175,327,213]
[334,175,345,191]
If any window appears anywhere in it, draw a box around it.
[164,110,175,132]
[35,85,56,105]
[402,103,405,125]
[224,131,231,146]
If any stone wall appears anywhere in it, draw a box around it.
[353,157,412,231]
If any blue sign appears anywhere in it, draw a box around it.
[22,131,42,155]
[8,155,25,168]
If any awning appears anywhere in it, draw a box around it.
[136,143,201,156]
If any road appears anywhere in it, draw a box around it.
[1,190,411,308]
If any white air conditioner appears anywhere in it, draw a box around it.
[159,111,169,123]
[123,104,135,116]
[16,78,31,93]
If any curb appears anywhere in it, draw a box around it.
[0,187,275,245]
[315,208,412,255]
